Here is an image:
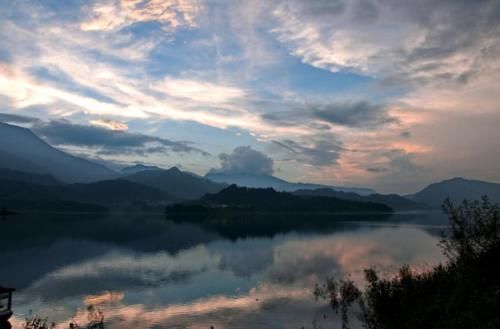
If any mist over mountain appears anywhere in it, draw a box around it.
[0,122,117,183]
[205,172,375,195]
[407,177,500,207]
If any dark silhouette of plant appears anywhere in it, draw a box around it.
[440,197,500,261]
[69,306,104,329]
[315,197,500,329]
[23,312,55,329]
[23,306,104,329]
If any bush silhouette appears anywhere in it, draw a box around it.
[314,197,500,329]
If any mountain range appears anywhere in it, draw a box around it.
[1,121,500,212]
[0,122,116,183]
[205,172,375,195]
[120,164,164,175]
[0,169,171,211]
[168,185,392,213]
[124,167,226,200]
[407,177,500,207]
[293,188,428,211]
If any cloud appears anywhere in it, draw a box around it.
[400,131,411,138]
[27,245,218,301]
[273,139,342,166]
[1,0,499,194]
[272,0,500,86]
[366,148,429,193]
[311,101,397,128]
[262,101,396,129]
[154,77,246,104]
[80,0,201,32]
[32,120,208,155]
[366,166,388,173]
[0,22,272,134]
[90,119,128,131]
[210,146,274,175]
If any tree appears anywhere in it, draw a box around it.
[315,197,500,329]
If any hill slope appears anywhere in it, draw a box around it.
[407,177,500,206]
[192,185,392,212]
[125,167,226,200]
[0,122,117,183]
[205,172,374,195]
[0,168,61,186]
[294,188,427,211]
[120,164,163,175]
[0,177,172,210]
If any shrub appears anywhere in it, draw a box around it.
[315,197,500,329]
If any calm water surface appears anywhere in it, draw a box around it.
[1,212,447,329]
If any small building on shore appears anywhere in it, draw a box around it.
[0,287,14,328]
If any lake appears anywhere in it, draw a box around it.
[1,211,448,329]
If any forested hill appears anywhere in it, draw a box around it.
[198,185,393,212]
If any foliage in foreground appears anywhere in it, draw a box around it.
[314,197,500,329]
[24,306,104,329]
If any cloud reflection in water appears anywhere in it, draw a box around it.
[10,220,445,329]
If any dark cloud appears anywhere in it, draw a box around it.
[366,166,388,173]
[260,111,298,127]
[296,0,346,17]
[369,148,429,193]
[95,146,170,156]
[351,0,379,24]
[312,102,397,128]
[273,139,342,166]
[210,146,274,175]
[309,122,331,130]
[0,112,42,124]
[32,120,208,156]
[261,101,396,129]
[400,131,411,138]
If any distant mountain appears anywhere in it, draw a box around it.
[125,167,226,200]
[120,164,164,175]
[205,172,375,195]
[0,122,117,183]
[169,185,392,213]
[294,188,427,211]
[0,169,61,186]
[67,179,172,204]
[407,177,500,207]
[0,176,172,211]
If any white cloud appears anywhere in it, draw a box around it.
[90,119,128,131]
[272,0,500,85]
[155,77,246,104]
[81,0,201,32]
[210,146,275,175]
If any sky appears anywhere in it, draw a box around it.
[0,0,499,193]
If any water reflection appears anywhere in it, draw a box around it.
[1,212,447,329]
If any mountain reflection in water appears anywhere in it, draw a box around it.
[1,212,447,329]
